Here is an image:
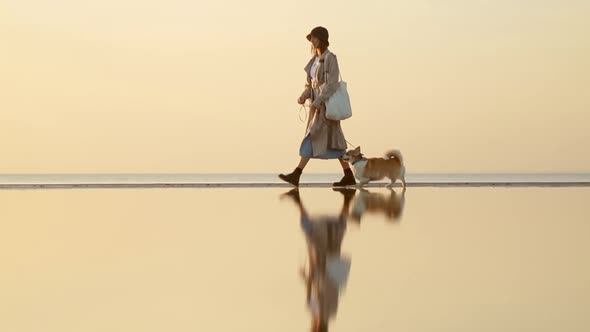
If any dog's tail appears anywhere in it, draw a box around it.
[385,149,403,164]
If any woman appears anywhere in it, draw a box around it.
[279,26,356,187]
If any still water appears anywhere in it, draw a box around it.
[1,187,589,331]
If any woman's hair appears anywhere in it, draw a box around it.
[311,39,329,54]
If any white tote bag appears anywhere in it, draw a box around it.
[324,54,352,121]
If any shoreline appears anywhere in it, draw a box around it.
[1,182,589,189]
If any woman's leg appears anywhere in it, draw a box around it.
[337,158,350,170]
[298,157,311,170]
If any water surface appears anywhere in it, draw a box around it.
[1,187,588,331]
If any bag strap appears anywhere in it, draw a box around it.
[323,52,344,83]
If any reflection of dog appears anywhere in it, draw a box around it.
[350,188,405,222]
[341,146,406,187]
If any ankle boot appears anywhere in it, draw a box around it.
[278,168,302,187]
[333,168,356,187]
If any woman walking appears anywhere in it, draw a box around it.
[278,26,356,187]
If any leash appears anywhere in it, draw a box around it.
[345,139,356,149]
[298,104,309,122]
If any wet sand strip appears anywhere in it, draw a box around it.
[1,182,589,189]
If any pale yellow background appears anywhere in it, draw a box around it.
[1,0,589,174]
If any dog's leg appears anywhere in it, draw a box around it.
[400,167,407,188]
[386,178,396,188]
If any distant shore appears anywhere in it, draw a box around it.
[1,182,589,189]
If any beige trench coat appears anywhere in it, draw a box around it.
[299,50,347,157]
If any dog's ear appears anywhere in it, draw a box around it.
[355,146,361,152]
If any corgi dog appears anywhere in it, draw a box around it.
[350,188,405,223]
[341,146,406,187]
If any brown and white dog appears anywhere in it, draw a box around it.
[341,147,406,187]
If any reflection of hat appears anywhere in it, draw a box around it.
[306,26,329,43]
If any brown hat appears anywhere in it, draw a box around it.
[306,26,329,43]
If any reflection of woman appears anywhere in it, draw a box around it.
[281,188,355,332]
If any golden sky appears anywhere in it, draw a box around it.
[1,0,589,173]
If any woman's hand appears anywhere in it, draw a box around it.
[297,97,306,105]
